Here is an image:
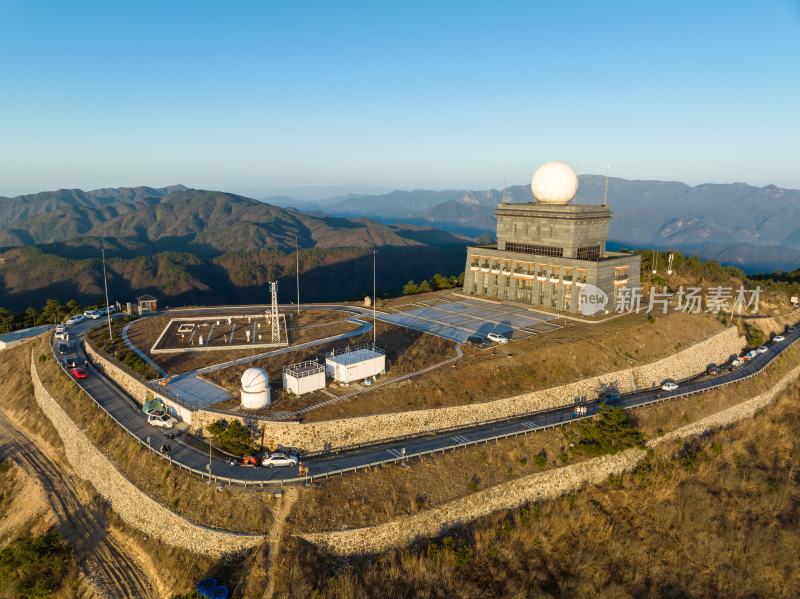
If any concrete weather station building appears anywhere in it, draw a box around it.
[462,161,641,315]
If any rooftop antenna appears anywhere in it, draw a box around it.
[372,249,377,345]
[603,163,610,207]
[501,161,508,204]
[651,250,658,275]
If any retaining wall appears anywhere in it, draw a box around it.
[303,356,800,557]
[30,352,263,556]
[84,340,194,424]
[195,327,745,452]
[301,447,648,555]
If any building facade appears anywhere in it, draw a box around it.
[462,162,640,315]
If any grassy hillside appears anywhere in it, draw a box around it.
[274,377,800,598]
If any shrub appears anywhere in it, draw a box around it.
[568,404,645,456]
[0,533,70,598]
[206,419,255,456]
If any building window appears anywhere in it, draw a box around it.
[506,242,564,257]
[577,245,601,261]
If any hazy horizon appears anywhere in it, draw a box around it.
[1,2,799,197]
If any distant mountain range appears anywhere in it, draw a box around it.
[0,187,470,311]
[285,176,800,272]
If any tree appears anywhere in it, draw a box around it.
[0,307,13,333]
[402,281,419,295]
[40,299,65,325]
[206,419,254,455]
[418,280,432,293]
[65,299,80,316]
[23,306,39,328]
[431,273,452,290]
[569,405,645,456]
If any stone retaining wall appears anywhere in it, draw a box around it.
[303,355,800,557]
[31,353,263,557]
[302,448,648,555]
[196,326,744,452]
[84,340,152,405]
[650,362,800,447]
[84,339,194,424]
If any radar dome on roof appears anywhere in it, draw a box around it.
[531,161,579,204]
[241,367,268,393]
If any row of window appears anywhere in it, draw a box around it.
[505,242,564,257]
[469,259,588,284]
[576,245,601,261]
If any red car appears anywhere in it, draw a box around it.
[70,366,89,379]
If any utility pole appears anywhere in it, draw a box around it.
[101,243,113,341]
[295,236,300,315]
[373,249,377,345]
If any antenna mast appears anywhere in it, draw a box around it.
[603,164,610,207]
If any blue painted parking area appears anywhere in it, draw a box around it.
[379,298,563,343]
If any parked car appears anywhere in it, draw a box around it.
[786,326,795,333]
[262,452,299,468]
[743,350,758,361]
[83,309,101,319]
[706,365,720,376]
[661,381,679,392]
[57,343,70,355]
[65,314,84,325]
[487,332,509,344]
[55,324,65,333]
[147,413,177,429]
[756,346,768,354]
[466,334,491,348]
[730,357,744,368]
[69,366,89,379]
[54,330,69,341]
[773,335,785,342]
[62,357,80,368]
[101,305,117,315]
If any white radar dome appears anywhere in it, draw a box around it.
[531,161,579,204]
[241,368,268,393]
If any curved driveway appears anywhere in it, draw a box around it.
[57,315,799,486]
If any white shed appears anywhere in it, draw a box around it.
[325,343,386,384]
[283,360,326,396]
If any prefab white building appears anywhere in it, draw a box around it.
[325,343,386,384]
[283,360,326,396]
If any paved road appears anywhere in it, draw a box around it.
[0,411,156,598]
[57,314,800,485]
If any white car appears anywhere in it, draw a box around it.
[756,346,768,354]
[730,358,744,368]
[661,381,679,392]
[773,335,785,342]
[147,413,177,429]
[262,452,299,468]
[83,310,101,319]
[487,332,509,344]
[54,330,70,341]
[65,314,85,325]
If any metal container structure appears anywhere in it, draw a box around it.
[325,343,386,384]
[283,360,326,396]
[240,367,270,409]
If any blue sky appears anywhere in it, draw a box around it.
[1,0,798,198]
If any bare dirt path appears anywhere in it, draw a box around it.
[0,412,157,599]
[265,488,298,599]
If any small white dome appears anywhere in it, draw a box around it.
[531,161,579,204]
[241,367,268,392]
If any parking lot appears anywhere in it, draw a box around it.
[379,297,564,343]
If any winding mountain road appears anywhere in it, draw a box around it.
[58,313,800,486]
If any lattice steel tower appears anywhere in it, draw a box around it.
[267,281,281,343]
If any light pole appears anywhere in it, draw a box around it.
[295,236,300,316]
[101,243,113,341]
